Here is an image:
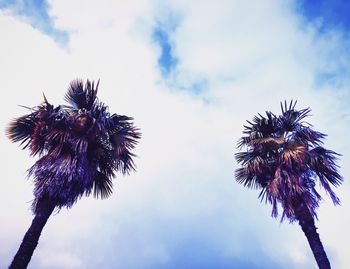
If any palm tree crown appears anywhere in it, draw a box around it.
[7,79,141,211]
[235,100,342,221]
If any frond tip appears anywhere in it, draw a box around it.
[65,79,100,110]
[92,172,113,199]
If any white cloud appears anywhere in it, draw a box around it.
[1,1,350,268]
[38,250,82,269]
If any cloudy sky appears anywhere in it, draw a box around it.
[1,0,350,268]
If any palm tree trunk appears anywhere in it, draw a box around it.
[9,199,55,269]
[295,204,331,269]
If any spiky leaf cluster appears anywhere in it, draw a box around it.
[7,79,141,211]
[235,101,342,221]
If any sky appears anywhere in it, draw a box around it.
[0,0,350,268]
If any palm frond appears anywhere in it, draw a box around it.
[248,136,285,147]
[235,100,342,222]
[7,101,59,156]
[279,101,311,133]
[281,100,297,114]
[247,114,278,136]
[280,143,306,167]
[309,146,342,204]
[235,168,260,188]
[7,79,141,211]
[65,79,99,110]
[92,171,113,199]
[309,147,342,186]
[235,151,258,165]
[6,114,36,147]
[108,115,141,174]
[293,126,326,146]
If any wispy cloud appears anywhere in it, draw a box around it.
[0,0,68,45]
[151,9,208,94]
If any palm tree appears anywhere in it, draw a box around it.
[235,100,342,269]
[7,79,141,269]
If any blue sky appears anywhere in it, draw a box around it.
[1,1,350,269]
[2,0,350,79]
[299,0,350,32]
[152,20,178,77]
[0,0,68,44]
